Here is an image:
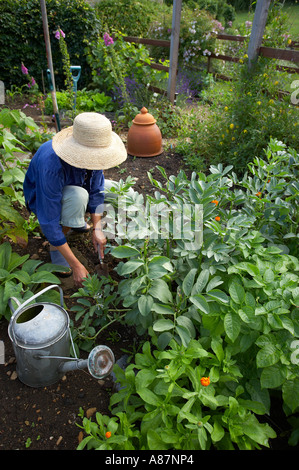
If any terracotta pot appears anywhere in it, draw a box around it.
[127,107,162,157]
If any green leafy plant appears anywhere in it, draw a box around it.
[76,139,299,449]
[0,108,52,245]
[69,274,126,353]
[0,241,67,321]
[44,89,114,115]
[78,339,277,450]
[177,58,298,172]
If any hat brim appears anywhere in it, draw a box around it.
[52,126,127,170]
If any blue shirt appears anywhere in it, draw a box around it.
[23,140,105,246]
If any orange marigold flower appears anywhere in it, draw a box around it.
[200,377,210,386]
[215,216,221,221]
[256,192,262,197]
[211,200,219,205]
[105,431,112,438]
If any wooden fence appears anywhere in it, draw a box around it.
[208,34,299,76]
[123,34,299,96]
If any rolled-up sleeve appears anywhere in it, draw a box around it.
[87,170,105,214]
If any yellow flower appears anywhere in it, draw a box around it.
[222,134,225,138]
[247,92,252,96]
[220,141,223,145]
[239,59,244,64]
[257,101,262,105]
[243,129,247,133]
[232,137,235,141]
[263,73,268,78]
[274,81,279,86]
[224,106,228,111]
[269,99,274,104]
[243,54,248,59]
[229,123,234,130]
[288,39,292,45]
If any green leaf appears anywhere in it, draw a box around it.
[206,289,229,303]
[175,324,191,347]
[190,294,210,314]
[147,429,169,450]
[224,312,240,342]
[229,282,245,304]
[7,253,29,273]
[148,256,173,279]
[260,365,287,389]
[0,242,11,270]
[135,369,156,391]
[138,388,161,406]
[176,315,196,338]
[282,379,299,413]
[148,279,172,303]
[153,318,174,332]
[242,415,276,447]
[211,419,225,443]
[256,343,280,368]
[182,268,197,296]
[191,269,209,294]
[138,295,154,316]
[120,260,144,275]
[152,303,176,315]
[111,245,140,258]
[263,268,275,283]
[29,271,60,284]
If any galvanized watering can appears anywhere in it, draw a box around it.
[8,285,115,388]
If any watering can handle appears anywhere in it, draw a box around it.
[9,284,64,322]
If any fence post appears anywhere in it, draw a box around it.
[247,0,271,70]
[167,0,182,104]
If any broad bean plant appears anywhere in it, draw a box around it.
[78,139,299,450]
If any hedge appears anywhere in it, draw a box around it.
[0,0,101,90]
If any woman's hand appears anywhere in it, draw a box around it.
[92,228,107,260]
[72,262,89,287]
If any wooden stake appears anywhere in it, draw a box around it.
[167,0,182,104]
[247,0,272,70]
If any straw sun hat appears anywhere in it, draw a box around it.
[52,112,127,170]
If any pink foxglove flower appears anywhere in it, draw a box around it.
[21,63,28,75]
[55,29,65,40]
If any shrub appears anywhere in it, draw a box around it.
[85,31,168,109]
[0,0,100,90]
[94,0,158,37]
[176,58,299,172]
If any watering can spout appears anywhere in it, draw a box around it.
[59,345,115,380]
[59,358,88,374]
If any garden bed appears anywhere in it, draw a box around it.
[1,99,298,451]
[0,102,192,450]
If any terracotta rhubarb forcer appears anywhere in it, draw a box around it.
[127,107,163,157]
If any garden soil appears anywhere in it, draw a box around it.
[0,103,295,451]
